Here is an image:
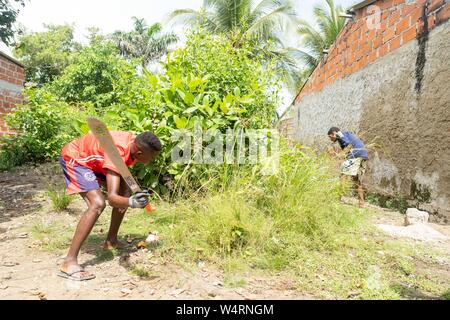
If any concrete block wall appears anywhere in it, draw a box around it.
[295,0,450,104]
[290,0,450,221]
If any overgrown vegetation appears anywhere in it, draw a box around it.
[4,0,449,300]
[0,88,90,168]
[1,29,281,199]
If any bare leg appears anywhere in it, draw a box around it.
[104,178,131,250]
[60,189,106,278]
[353,176,365,208]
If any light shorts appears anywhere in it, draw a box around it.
[340,157,367,181]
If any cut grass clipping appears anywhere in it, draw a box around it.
[122,142,448,299]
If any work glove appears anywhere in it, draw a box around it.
[128,191,150,208]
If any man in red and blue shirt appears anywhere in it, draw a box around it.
[59,131,161,281]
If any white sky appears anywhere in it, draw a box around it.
[3,0,357,51]
[0,0,358,111]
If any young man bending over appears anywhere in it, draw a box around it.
[328,127,369,208]
[58,131,161,280]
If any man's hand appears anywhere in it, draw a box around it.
[128,191,150,208]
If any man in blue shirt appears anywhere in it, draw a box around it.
[328,127,369,208]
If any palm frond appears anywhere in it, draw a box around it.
[167,8,218,32]
[244,4,294,41]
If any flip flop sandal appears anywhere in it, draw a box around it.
[58,269,96,281]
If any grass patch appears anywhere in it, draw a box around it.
[130,264,153,278]
[23,142,448,299]
[30,221,73,251]
[224,275,247,288]
[120,143,449,299]
[46,186,73,211]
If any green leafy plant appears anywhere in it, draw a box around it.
[106,29,281,196]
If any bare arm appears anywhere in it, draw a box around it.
[106,170,130,208]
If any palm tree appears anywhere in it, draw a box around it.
[169,0,296,47]
[169,0,303,92]
[111,17,178,68]
[297,0,346,72]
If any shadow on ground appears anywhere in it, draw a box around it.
[81,233,147,270]
[393,284,448,300]
[0,162,64,223]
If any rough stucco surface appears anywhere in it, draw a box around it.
[293,21,450,222]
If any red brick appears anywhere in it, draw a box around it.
[357,56,367,71]
[402,26,417,43]
[367,29,376,41]
[368,50,377,63]
[390,36,402,51]
[389,10,401,25]
[393,0,405,5]
[401,4,416,16]
[428,15,436,29]
[379,43,390,57]
[382,0,394,10]
[429,0,446,13]
[396,17,410,33]
[380,21,388,33]
[373,34,383,48]
[383,28,396,43]
[410,9,423,24]
[436,4,450,23]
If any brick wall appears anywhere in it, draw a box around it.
[295,0,450,104]
[0,52,25,135]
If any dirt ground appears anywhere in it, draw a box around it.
[1,163,449,300]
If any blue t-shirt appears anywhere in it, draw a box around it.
[337,132,368,159]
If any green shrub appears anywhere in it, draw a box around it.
[367,193,409,213]
[0,87,91,168]
[50,42,138,110]
[46,186,73,211]
[103,29,281,196]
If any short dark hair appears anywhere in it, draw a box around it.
[327,127,340,135]
[136,132,162,152]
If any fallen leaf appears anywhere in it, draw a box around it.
[38,292,47,300]
[137,241,147,249]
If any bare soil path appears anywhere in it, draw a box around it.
[1,164,449,300]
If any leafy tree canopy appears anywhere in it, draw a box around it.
[14,24,81,85]
[0,0,25,45]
